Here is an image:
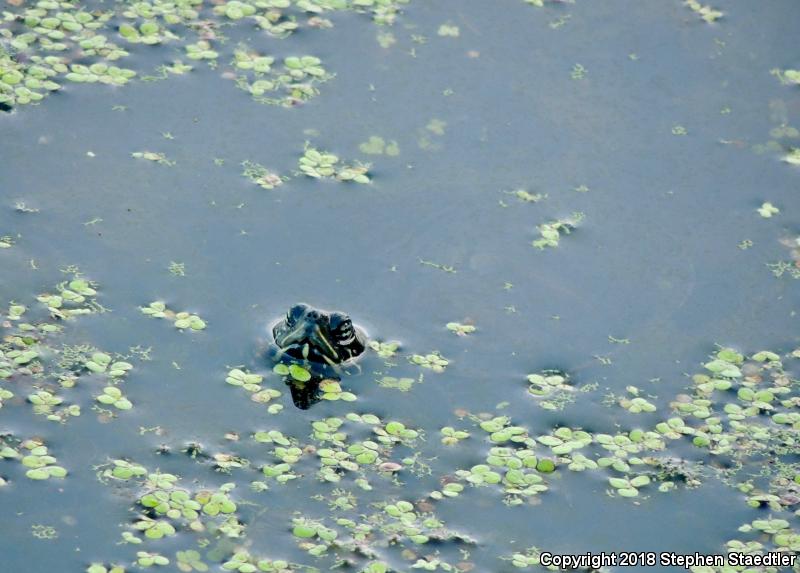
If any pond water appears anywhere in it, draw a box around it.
[1,1,799,572]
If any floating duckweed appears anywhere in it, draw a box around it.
[619,386,657,413]
[0,50,62,106]
[537,427,592,455]
[358,136,400,156]
[37,274,103,318]
[440,426,469,445]
[254,429,292,446]
[104,459,148,480]
[566,453,598,472]
[784,148,800,165]
[445,322,475,336]
[176,550,207,572]
[504,546,550,569]
[773,69,800,86]
[376,375,417,391]
[65,63,136,84]
[411,557,458,570]
[684,0,723,22]
[134,516,176,539]
[319,379,357,401]
[608,474,651,498]
[0,0,414,111]
[28,389,80,421]
[102,460,244,547]
[96,386,133,410]
[215,1,297,37]
[506,189,546,203]
[132,151,175,166]
[434,417,557,502]
[437,23,459,37]
[286,514,394,559]
[185,40,218,60]
[136,552,170,567]
[361,563,390,573]
[298,144,370,183]
[571,63,587,80]
[0,386,14,408]
[141,301,168,318]
[532,213,584,249]
[141,301,205,330]
[526,370,574,410]
[19,438,67,480]
[119,21,176,44]
[368,340,400,358]
[85,352,133,377]
[242,160,286,189]
[233,51,333,106]
[222,550,298,572]
[409,351,448,372]
[308,413,421,484]
[272,363,311,382]
[757,202,780,218]
[86,565,125,573]
[226,368,264,389]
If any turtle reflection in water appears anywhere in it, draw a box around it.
[271,303,366,409]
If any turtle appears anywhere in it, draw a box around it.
[271,303,366,366]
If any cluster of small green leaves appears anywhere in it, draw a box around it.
[670,348,800,461]
[0,49,61,106]
[226,368,283,411]
[241,160,286,189]
[531,213,584,249]
[0,436,68,480]
[311,413,421,483]
[86,564,126,573]
[233,50,335,107]
[141,301,207,330]
[255,429,303,485]
[222,549,305,572]
[99,459,243,549]
[618,385,657,413]
[502,546,554,569]
[431,416,554,504]
[28,388,80,421]
[298,144,371,183]
[286,0,411,26]
[409,351,449,372]
[445,322,475,336]
[289,500,471,562]
[358,135,400,156]
[684,0,723,23]
[0,1,135,108]
[213,1,298,38]
[368,340,400,358]
[1,0,412,111]
[526,370,575,410]
[1,275,139,422]
[132,151,176,166]
[772,68,800,87]
[37,276,104,318]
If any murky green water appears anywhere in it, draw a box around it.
[2,1,799,572]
